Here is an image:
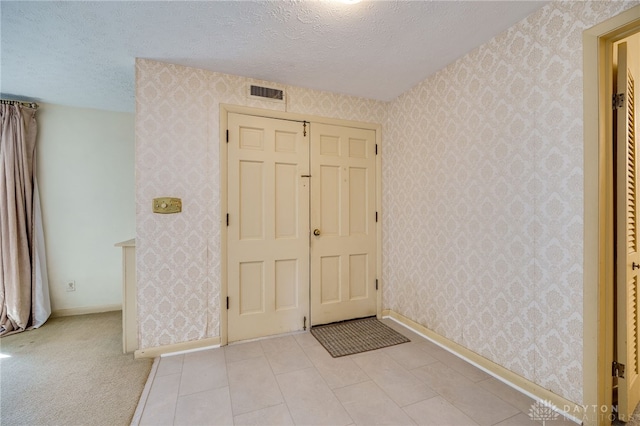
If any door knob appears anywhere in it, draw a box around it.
[313,229,321,236]
[633,262,640,270]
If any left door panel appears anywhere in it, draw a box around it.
[227,113,310,343]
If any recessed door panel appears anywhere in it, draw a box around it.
[239,261,264,315]
[275,131,297,153]
[275,163,298,239]
[349,254,368,300]
[320,256,341,304]
[239,127,264,151]
[275,259,298,311]
[321,166,340,236]
[320,135,340,157]
[349,167,367,235]
[239,161,264,240]
[349,138,367,159]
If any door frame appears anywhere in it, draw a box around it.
[219,104,383,346]
[584,5,640,425]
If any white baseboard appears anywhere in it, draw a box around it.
[383,310,584,425]
[134,337,221,359]
[51,304,121,317]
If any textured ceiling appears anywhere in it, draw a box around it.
[1,1,546,112]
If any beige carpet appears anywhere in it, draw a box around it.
[0,311,152,426]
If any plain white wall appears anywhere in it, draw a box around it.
[36,103,135,312]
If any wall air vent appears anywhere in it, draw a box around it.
[247,84,286,103]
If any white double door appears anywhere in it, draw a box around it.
[227,113,377,342]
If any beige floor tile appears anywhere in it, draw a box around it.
[155,354,184,377]
[265,345,313,375]
[276,367,353,425]
[234,403,295,426]
[414,340,455,359]
[477,378,536,413]
[414,341,491,383]
[411,361,475,399]
[383,342,438,370]
[227,356,283,415]
[138,327,546,426]
[294,331,322,348]
[173,387,233,426]
[403,396,479,426]
[225,341,264,363]
[492,412,538,425]
[260,335,300,354]
[334,380,416,425]
[304,345,369,389]
[139,373,180,426]
[412,363,519,426]
[353,351,438,407]
[178,349,227,396]
[449,387,520,426]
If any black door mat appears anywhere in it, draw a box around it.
[310,317,410,358]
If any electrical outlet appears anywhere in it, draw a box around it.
[65,280,76,292]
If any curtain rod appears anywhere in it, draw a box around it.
[1,99,38,109]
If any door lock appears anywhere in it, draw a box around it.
[313,229,321,236]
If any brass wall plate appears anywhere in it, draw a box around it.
[153,197,182,214]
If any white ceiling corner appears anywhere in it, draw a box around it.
[1,1,547,112]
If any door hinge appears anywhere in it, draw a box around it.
[375,211,378,222]
[613,361,626,378]
[303,316,307,331]
[375,279,379,290]
[226,129,229,143]
[226,297,229,310]
[613,93,625,110]
[375,144,378,155]
[226,213,229,226]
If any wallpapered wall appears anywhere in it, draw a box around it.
[382,1,637,404]
[135,59,386,347]
[136,1,637,405]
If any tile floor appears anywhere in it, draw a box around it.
[137,319,574,426]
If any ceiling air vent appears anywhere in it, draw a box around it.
[247,84,285,103]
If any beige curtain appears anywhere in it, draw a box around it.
[0,103,50,336]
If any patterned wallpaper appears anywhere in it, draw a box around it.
[383,1,637,404]
[136,1,638,405]
[135,59,386,348]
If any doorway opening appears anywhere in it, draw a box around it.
[612,31,640,422]
[583,5,640,426]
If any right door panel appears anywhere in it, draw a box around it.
[310,123,377,325]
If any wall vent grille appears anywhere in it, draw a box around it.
[248,85,285,103]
